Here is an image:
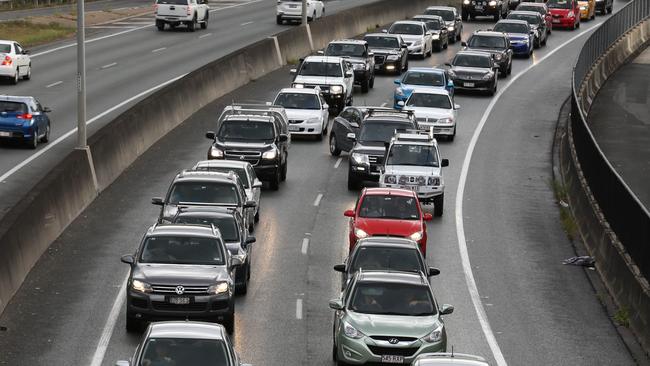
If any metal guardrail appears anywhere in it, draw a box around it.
[571,0,650,279]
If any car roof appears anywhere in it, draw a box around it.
[426,6,456,11]
[358,270,427,285]
[406,67,446,74]
[176,205,237,218]
[356,236,421,249]
[148,224,221,238]
[0,95,34,103]
[329,39,366,45]
[497,19,530,25]
[363,187,416,198]
[509,10,541,16]
[193,159,251,170]
[149,321,226,340]
[174,170,238,184]
[518,2,546,7]
[413,14,444,20]
[303,55,343,63]
[365,33,400,38]
[278,87,320,95]
[472,31,507,38]
[0,40,14,45]
[222,114,274,123]
[413,353,490,366]
[409,87,450,96]
[392,20,426,26]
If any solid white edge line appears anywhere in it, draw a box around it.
[334,157,342,169]
[88,272,130,366]
[296,299,303,319]
[454,26,595,366]
[313,193,323,206]
[380,102,387,107]
[152,47,166,53]
[199,33,213,39]
[46,81,63,88]
[241,21,254,26]
[301,238,310,255]
[0,73,186,184]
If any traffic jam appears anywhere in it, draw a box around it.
[0,0,611,365]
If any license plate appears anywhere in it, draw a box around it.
[433,128,443,134]
[168,297,190,305]
[475,5,483,10]
[288,125,300,131]
[289,4,297,7]
[553,19,561,23]
[0,131,11,137]
[381,355,404,364]
[464,82,475,87]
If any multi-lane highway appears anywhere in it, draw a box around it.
[0,0,383,218]
[0,1,638,365]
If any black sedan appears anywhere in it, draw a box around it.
[445,51,499,95]
[363,33,409,74]
[462,30,513,76]
[507,10,548,47]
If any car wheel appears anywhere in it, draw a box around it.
[462,11,468,21]
[347,171,360,190]
[433,194,444,217]
[281,161,287,181]
[223,313,235,334]
[360,79,369,93]
[534,37,540,49]
[332,343,338,362]
[494,11,500,22]
[11,69,19,85]
[576,20,580,28]
[188,15,197,32]
[28,127,38,149]
[156,19,165,30]
[329,134,341,156]
[489,80,497,96]
[444,39,449,49]
[235,266,248,295]
[254,208,260,222]
[403,58,409,72]
[507,61,512,75]
[276,15,283,24]
[449,127,456,141]
[126,315,141,333]
[369,73,375,88]
[23,64,31,80]
[270,170,280,190]
[316,130,323,141]
[456,29,462,41]
[201,12,208,29]
[41,123,50,143]
[607,4,612,14]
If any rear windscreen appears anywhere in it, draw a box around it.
[0,101,28,114]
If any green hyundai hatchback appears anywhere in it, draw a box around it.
[329,270,454,365]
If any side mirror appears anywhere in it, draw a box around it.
[22,49,30,55]
[530,30,535,35]
[323,103,329,109]
[317,50,324,55]
[346,132,356,141]
[397,100,405,108]
[253,179,263,188]
[328,299,344,310]
[205,131,216,140]
[441,159,449,167]
[244,200,257,208]
[345,70,354,78]
[120,255,135,265]
[394,79,401,85]
[461,41,467,47]
[246,236,256,244]
[43,107,52,113]
[401,44,408,49]
[447,80,454,88]
[343,209,355,217]
[444,62,452,67]
[115,361,131,366]
[333,264,346,272]
[151,197,164,206]
[439,304,454,315]
[428,267,441,276]
[231,255,244,267]
[368,52,374,57]
[423,213,433,221]
[454,104,461,110]
[278,134,289,142]
[290,68,298,75]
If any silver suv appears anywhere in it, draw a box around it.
[379,129,449,216]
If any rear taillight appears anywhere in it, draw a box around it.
[17,113,33,120]
[1,55,11,66]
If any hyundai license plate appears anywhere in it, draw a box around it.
[0,131,11,137]
[464,82,475,87]
[381,355,404,364]
[169,297,190,305]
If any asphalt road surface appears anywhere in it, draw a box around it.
[0,2,638,366]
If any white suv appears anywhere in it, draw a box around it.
[276,0,325,24]
[379,130,449,216]
[290,56,354,114]
[0,40,31,85]
[155,0,209,32]
[273,88,329,140]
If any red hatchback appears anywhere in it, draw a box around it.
[344,188,432,256]
[547,0,580,30]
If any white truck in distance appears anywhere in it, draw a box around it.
[155,0,209,32]
[277,0,325,24]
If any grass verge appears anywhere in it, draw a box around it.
[0,20,75,48]
[551,179,578,241]
[614,307,630,327]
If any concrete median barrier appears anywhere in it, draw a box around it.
[0,0,458,315]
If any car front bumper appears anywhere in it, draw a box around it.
[126,291,234,323]
[407,44,425,55]
[452,77,494,91]
[288,119,323,135]
[511,42,532,55]
[349,163,381,182]
[336,334,446,365]
[380,183,444,200]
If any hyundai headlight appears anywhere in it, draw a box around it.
[417,176,426,186]
[488,0,497,5]
[305,117,322,125]
[209,146,224,158]
[438,117,453,124]
[409,231,423,241]
[351,152,369,165]
[354,228,369,239]
[353,63,365,70]
[422,324,444,343]
[330,85,343,94]
[387,54,399,61]
[413,40,422,46]
[447,69,456,78]
[384,175,397,184]
[262,149,278,160]
[343,321,365,339]
[463,0,470,4]
[428,176,440,186]
[293,83,305,88]
[395,87,405,97]
[131,279,152,294]
[208,282,230,295]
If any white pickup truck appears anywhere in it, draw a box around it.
[155,0,209,32]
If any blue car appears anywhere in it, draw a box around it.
[493,19,535,58]
[0,95,51,149]
[393,68,454,108]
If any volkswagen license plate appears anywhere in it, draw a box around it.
[381,355,404,364]
[0,131,11,137]
[464,82,475,87]
[169,297,190,305]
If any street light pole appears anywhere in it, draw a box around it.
[76,0,87,148]
[301,0,307,25]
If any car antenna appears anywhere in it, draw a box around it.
[451,345,454,357]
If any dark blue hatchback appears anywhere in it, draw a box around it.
[493,19,535,58]
[0,96,51,149]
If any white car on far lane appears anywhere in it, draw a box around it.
[385,21,434,58]
[0,40,31,85]
[273,88,329,140]
[276,0,325,24]
[399,88,459,141]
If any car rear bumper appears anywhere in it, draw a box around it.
[552,16,577,27]
[511,43,531,55]
[579,6,591,18]
[0,66,16,77]
[453,78,494,91]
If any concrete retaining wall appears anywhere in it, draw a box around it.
[564,17,650,353]
[0,0,458,315]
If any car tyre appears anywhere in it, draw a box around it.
[188,15,197,32]
[360,78,369,93]
[507,61,512,75]
[28,127,38,149]
[347,171,360,191]
[607,4,612,14]
[369,73,375,88]
[329,134,341,156]
[11,69,19,85]
[236,265,248,295]
[201,12,208,29]
[223,313,235,334]
[494,11,500,22]
[433,194,444,217]
[281,161,287,181]
[126,315,141,333]
[462,11,468,21]
[270,170,280,190]
[23,65,31,80]
[576,20,580,28]
[448,127,456,141]
[41,123,50,143]
[276,15,283,24]
[156,19,165,31]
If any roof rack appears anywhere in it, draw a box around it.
[393,127,435,142]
